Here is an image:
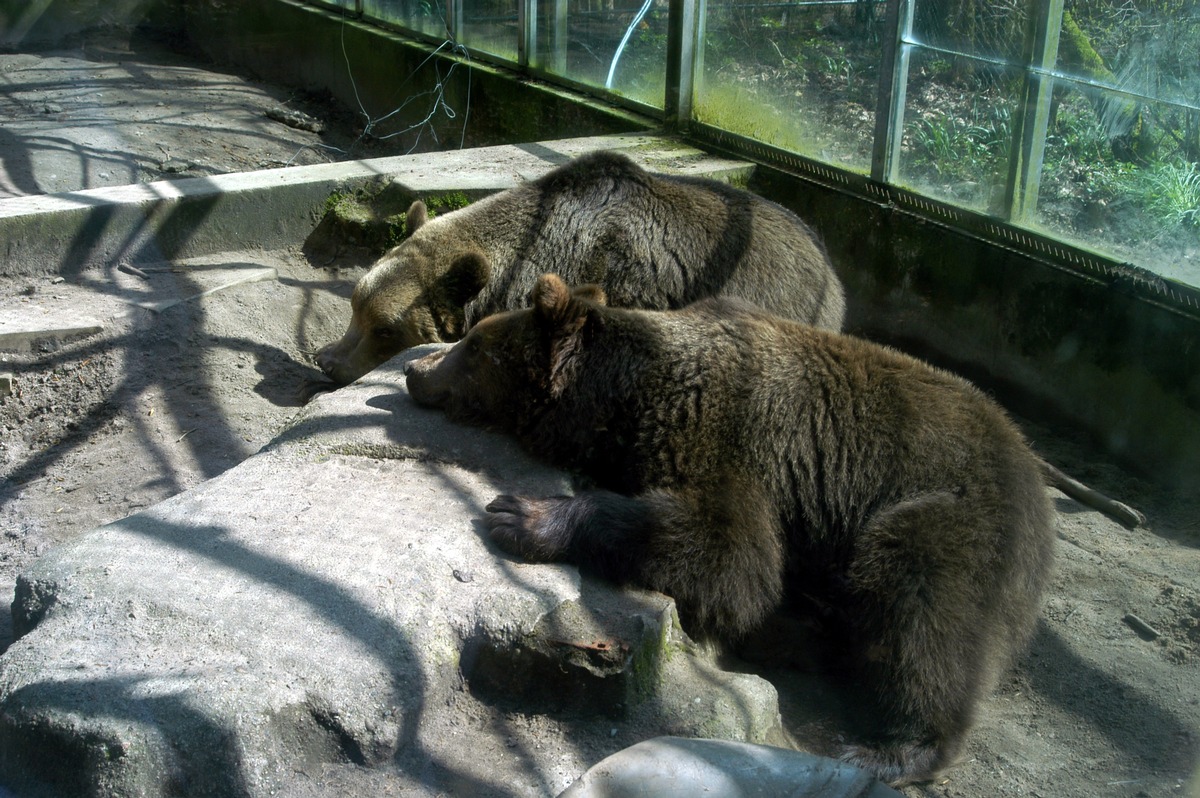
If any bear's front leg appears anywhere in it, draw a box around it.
[484,494,578,562]
[485,492,650,575]
[485,488,785,640]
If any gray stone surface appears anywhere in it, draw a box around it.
[0,306,103,352]
[0,347,782,797]
[559,737,902,798]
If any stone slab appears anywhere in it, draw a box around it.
[0,305,103,352]
[0,348,782,797]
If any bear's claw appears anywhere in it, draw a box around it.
[486,494,548,559]
[839,741,948,788]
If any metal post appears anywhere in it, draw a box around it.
[870,0,913,184]
[665,0,699,125]
[1004,0,1065,224]
[519,0,536,65]
[552,0,568,73]
[446,0,462,41]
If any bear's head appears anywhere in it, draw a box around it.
[316,200,492,384]
[405,273,606,429]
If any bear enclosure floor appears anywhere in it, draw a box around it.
[0,28,1197,798]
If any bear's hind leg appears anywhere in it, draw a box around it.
[840,490,1022,786]
[486,486,785,639]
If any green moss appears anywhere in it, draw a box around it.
[629,606,693,703]
[694,84,801,153]
[423,191,472,216]
[322,188,375,223]
[1059,11,1109,79]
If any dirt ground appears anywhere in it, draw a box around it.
[0,31,1198,798]
[0,29,402,199]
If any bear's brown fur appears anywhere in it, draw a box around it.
[317,150,844,383]
[405,274,1058,786]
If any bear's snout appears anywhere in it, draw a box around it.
[405,349,451,408]
[315,342,338,376]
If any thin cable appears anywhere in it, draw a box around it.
[605,0,654,89]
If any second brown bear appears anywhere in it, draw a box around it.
[318,150,845,383]
[405,274,1057,787]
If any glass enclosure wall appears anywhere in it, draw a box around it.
[457,0,520,61]
[317,0,1200,292]
[364,0,448,42]
[1040,1,1200,287]
[693,0,884,174]
[892,3,1025,215]
[529,0,669,107]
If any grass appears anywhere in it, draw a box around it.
[1141,161,1200,228]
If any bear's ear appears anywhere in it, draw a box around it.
[406,200,428,235]
[532,274,575,329]
[442,252,491,307]
[533,274,593,398]
[572,284,607,306]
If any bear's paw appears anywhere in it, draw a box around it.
[485,494,574,562]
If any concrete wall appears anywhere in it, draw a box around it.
[178,0,651,154]
[0,0,181,48]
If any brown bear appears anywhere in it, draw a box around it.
[405,274,1057,786]
[316,150,845,384]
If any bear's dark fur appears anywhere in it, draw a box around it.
[317,150,845,383]
[404,275,1057,787]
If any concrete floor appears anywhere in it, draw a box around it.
[0,30,373,200]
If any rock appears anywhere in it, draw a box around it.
[0,347,783,797]
[559,737,903,798]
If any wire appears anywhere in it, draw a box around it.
[605,0,655,90]
[337,9,473,154]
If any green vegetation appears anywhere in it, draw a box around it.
[694,0,1200,279]
[693,83,798,151]
[907,108,1010,173]
[316,186,475,254]
[423,191,471,216]
[1141,161,1200,228]
[322,189,374,222]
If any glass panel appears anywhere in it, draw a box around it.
[909,0,1026,63]
[1056,1,1200,110]
[893,47,1018,212]
[692,0,884,172]
[313,0,359,9]
[364,0,448,40]
[531,0,668,108]
[1039,89,1200,287]
[460,0,520,61]
[1034,1,1200,288]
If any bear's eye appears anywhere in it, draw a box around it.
[373,326,395,340]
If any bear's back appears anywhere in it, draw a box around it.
[636,301,1055,655]
[460,153,844,331]
[620,300,1049,544]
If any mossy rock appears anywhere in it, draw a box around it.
[302,182,474,267]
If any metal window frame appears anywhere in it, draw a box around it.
[307,0,362,13]
[1004,0,1064,225]
[295,0,1200,314]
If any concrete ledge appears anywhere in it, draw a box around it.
[0,134,753,278]
[0,310,103,353]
